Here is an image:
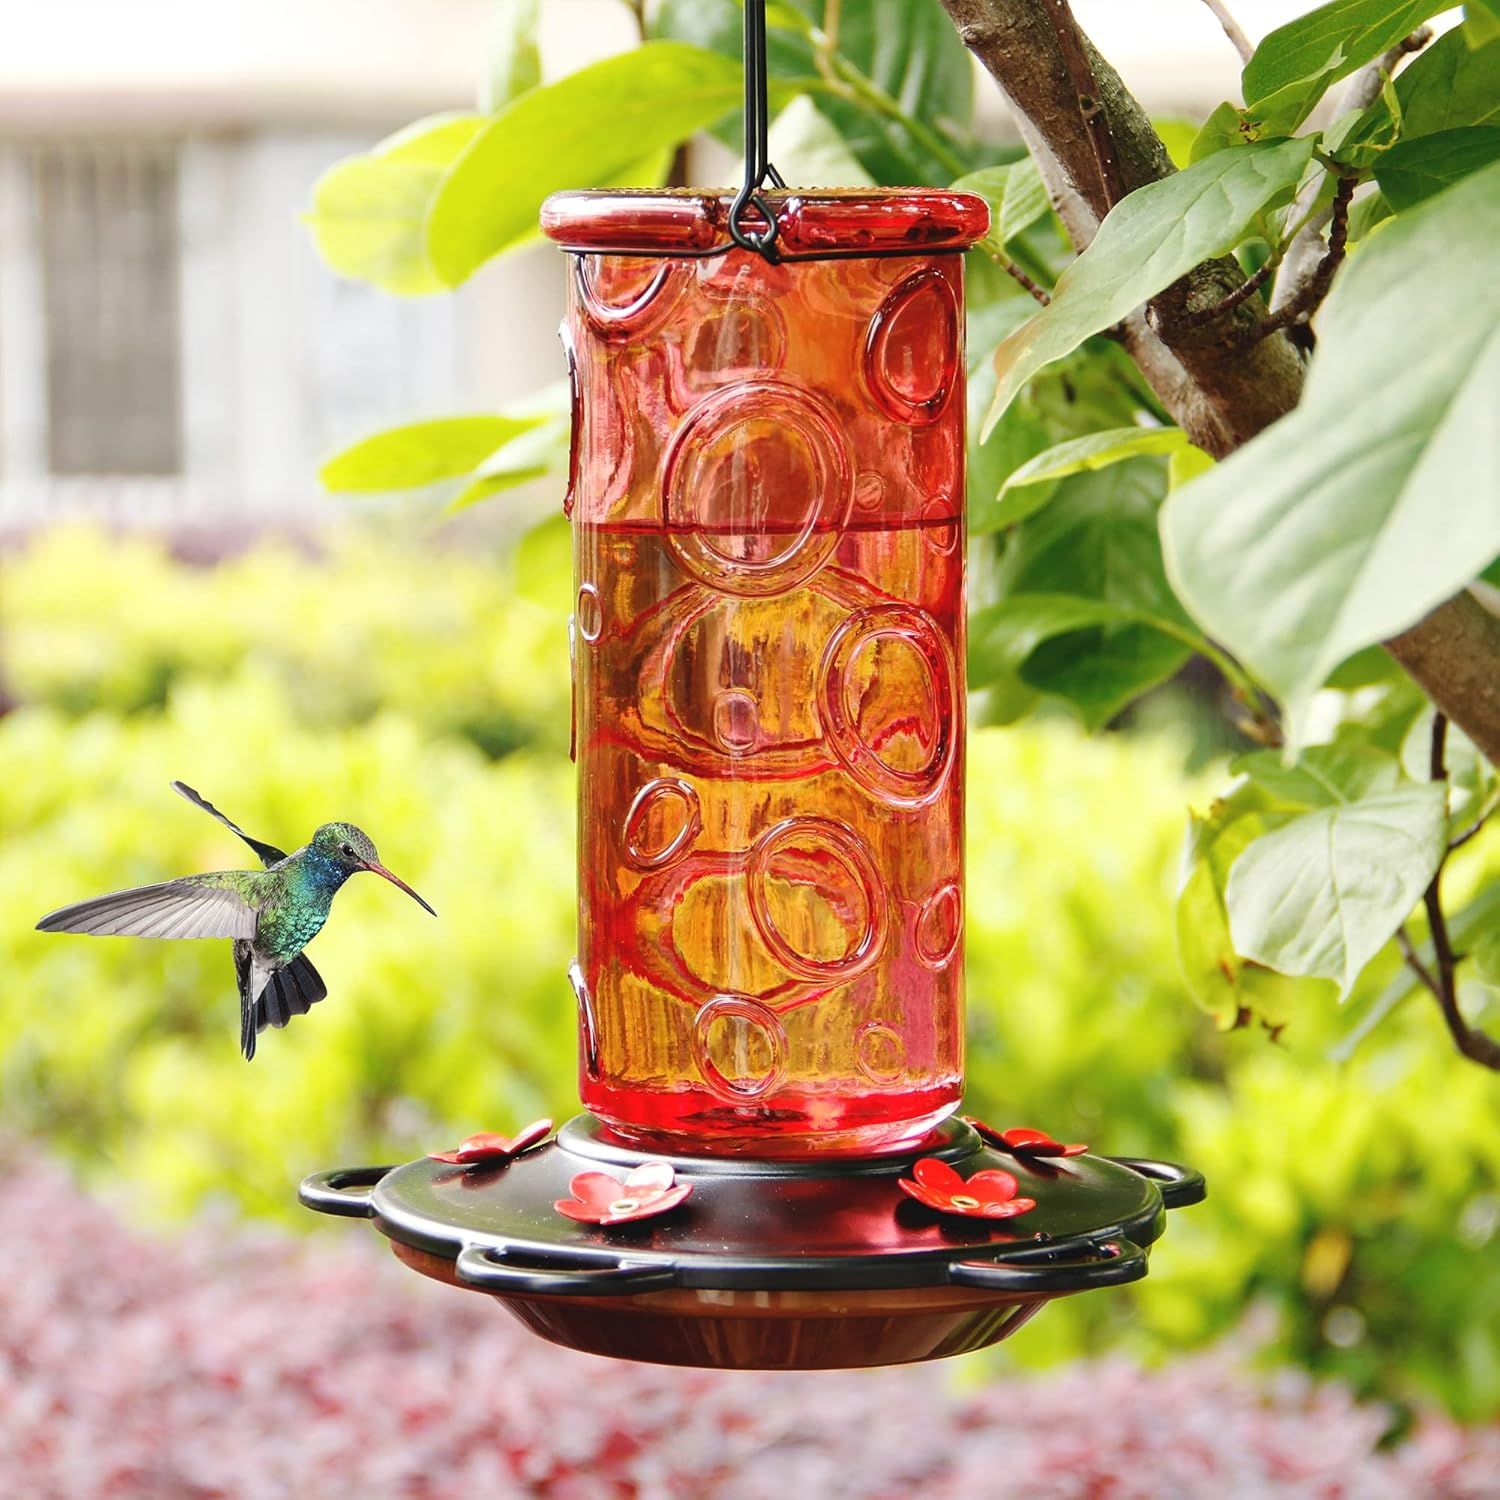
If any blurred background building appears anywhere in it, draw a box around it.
[0,0,1316,531]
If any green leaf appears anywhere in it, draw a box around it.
[1004,426,1189,491]
[1399,704,1489,823]
[425,43,744,288]
[650,0,974,183]
[1155,117,1201,170]
[1345,187,1394,240]
[1394,28,1500,135]
[981,462,1199,728]
[969,593,1157,680]
[1177,798,1298,1028]
[1332,882,1500,1056]
[1189,101,1264,163]
[1242,0,1454,133]
[320,415,542,493]
[1160,161,1500,745]
[1326,28,1500,165]
[1232,743,1401,809]
[305,114,486,295]
[953,158,1050,248]
[1168,443,1215,491]
[1000,158,1050,245]
[1468,0,1500,46]
[983,137,1316,434]
[750,95,875,187]
[1476,924,1500,988]
[981,426,1189,532]
[448,417,571,511]
[480,0,541,113]
[967,379,1052,530]
[1376,126,1500,208]
[1225,784,1448,994]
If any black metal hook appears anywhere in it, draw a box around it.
[728,0,785,260]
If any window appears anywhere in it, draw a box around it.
[36,140,182,476]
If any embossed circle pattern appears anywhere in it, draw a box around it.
[921,493,960,555]
[575,583,603,643]
[712,688,760,755]
[575,254,683,335]
[863,269,960,426]
[746,817,887,983]
[819,604,957,807]
[569,960,600,1081]
[915,880,962,969]
[685,302,787,382]
[855,1020,907,1084]
[661,382,853,598]
[854,471,887,513]
[622,778,702,872]
[559,322,582,518]
[692,994,788,1102]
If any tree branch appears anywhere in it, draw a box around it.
[1039,0,1123,208]
[937,0,1500,771]
[1272,27,1432,313]
[1413,714,1500,1069]
[1178,257,1273,331]
[1386,591,1500,767]
[1198,0,1253,64]
[936,0,1305,455]
[1248,173,1355,348]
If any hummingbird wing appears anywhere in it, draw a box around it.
[37,874,258,940]
[172,781,287,868]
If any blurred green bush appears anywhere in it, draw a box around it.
[1,526,1496,1420]
[0,524,570,758]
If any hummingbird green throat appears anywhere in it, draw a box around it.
[37,782,435,1060]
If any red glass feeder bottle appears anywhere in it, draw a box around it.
[557,189,977,1158]
[301,188,1203,1371]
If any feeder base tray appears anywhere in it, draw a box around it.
[301,1116,1203,1371]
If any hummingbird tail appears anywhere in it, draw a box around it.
[235,942,257,1061]
[254,954,328,1036]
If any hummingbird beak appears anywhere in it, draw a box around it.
[363,861,437,916]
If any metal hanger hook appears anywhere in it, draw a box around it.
[728,0,785,260]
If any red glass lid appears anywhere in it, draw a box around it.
[541,187,990,259]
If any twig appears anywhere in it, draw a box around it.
[1178,257,1274,330]
[822,0,843,53]
[1248,174,1355,347]
[1403,712,1500,1069]
[983,244,1052,304]
[1449,793,1499,851]
[1040,0,1124,208]
[1396,924,1441,1001]
[1197,0,1253,64]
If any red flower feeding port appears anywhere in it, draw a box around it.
[300,3,1201,1372]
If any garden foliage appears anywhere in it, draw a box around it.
[4,530,1499,1417]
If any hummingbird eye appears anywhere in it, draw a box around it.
[340,842,354,857]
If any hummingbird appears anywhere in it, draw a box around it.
[36,782,435,1060]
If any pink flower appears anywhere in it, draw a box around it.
[964,1118,1088,1158]
[428,1118,552,1166]
[554,1161,692,1226]
[897,1158,1036,1220]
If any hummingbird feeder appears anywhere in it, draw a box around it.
[301,1,1202,1370]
